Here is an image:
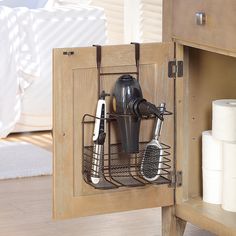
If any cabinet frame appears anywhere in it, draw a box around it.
[163,1,236,235]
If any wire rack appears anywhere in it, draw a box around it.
[82,113,172,190]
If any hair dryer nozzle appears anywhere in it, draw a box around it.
[136,100,164,120]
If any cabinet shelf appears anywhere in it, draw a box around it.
[176,198,236,235]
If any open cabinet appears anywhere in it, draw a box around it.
[174,47,236,236]
[53,1,236,235]
[163,0,236,235]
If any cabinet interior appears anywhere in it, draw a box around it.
[185,47,236,199]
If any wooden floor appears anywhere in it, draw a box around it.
[0,176,215,236]
[5,131,52,152]
[0,132,214,236]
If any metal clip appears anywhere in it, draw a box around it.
[63,51,74,56]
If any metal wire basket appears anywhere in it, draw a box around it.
[82,113,172,190]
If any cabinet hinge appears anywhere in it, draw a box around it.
[168,60,183,78]
[168,171,182,188]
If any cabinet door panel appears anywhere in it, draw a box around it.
[53,43,174,219]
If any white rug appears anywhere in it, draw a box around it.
[0,141,52,180]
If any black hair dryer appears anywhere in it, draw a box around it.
[112,75,163,153]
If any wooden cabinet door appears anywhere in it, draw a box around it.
[53,43,175,219]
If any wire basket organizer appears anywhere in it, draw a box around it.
[82,112,172,190]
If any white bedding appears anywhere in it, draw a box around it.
[0,7,23,138]
[0,5,107,137]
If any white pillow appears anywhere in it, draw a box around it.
[44,0,90,9]
[57,0,90,4]
[0,0,48,8]
[35,0,48,8]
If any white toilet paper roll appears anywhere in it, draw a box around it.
[202,130,223,170]
[222,177,236,212]
[223,142,236,178]
[212,99,236,142]
[202,168,222,204]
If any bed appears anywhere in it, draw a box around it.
[0,1,107,137]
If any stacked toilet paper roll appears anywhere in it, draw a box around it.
[212,99,236,212]
[212,99,236,141]
[222,142,236,212]
[202,131,223,204]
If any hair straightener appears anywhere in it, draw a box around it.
[90,91,108,184]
